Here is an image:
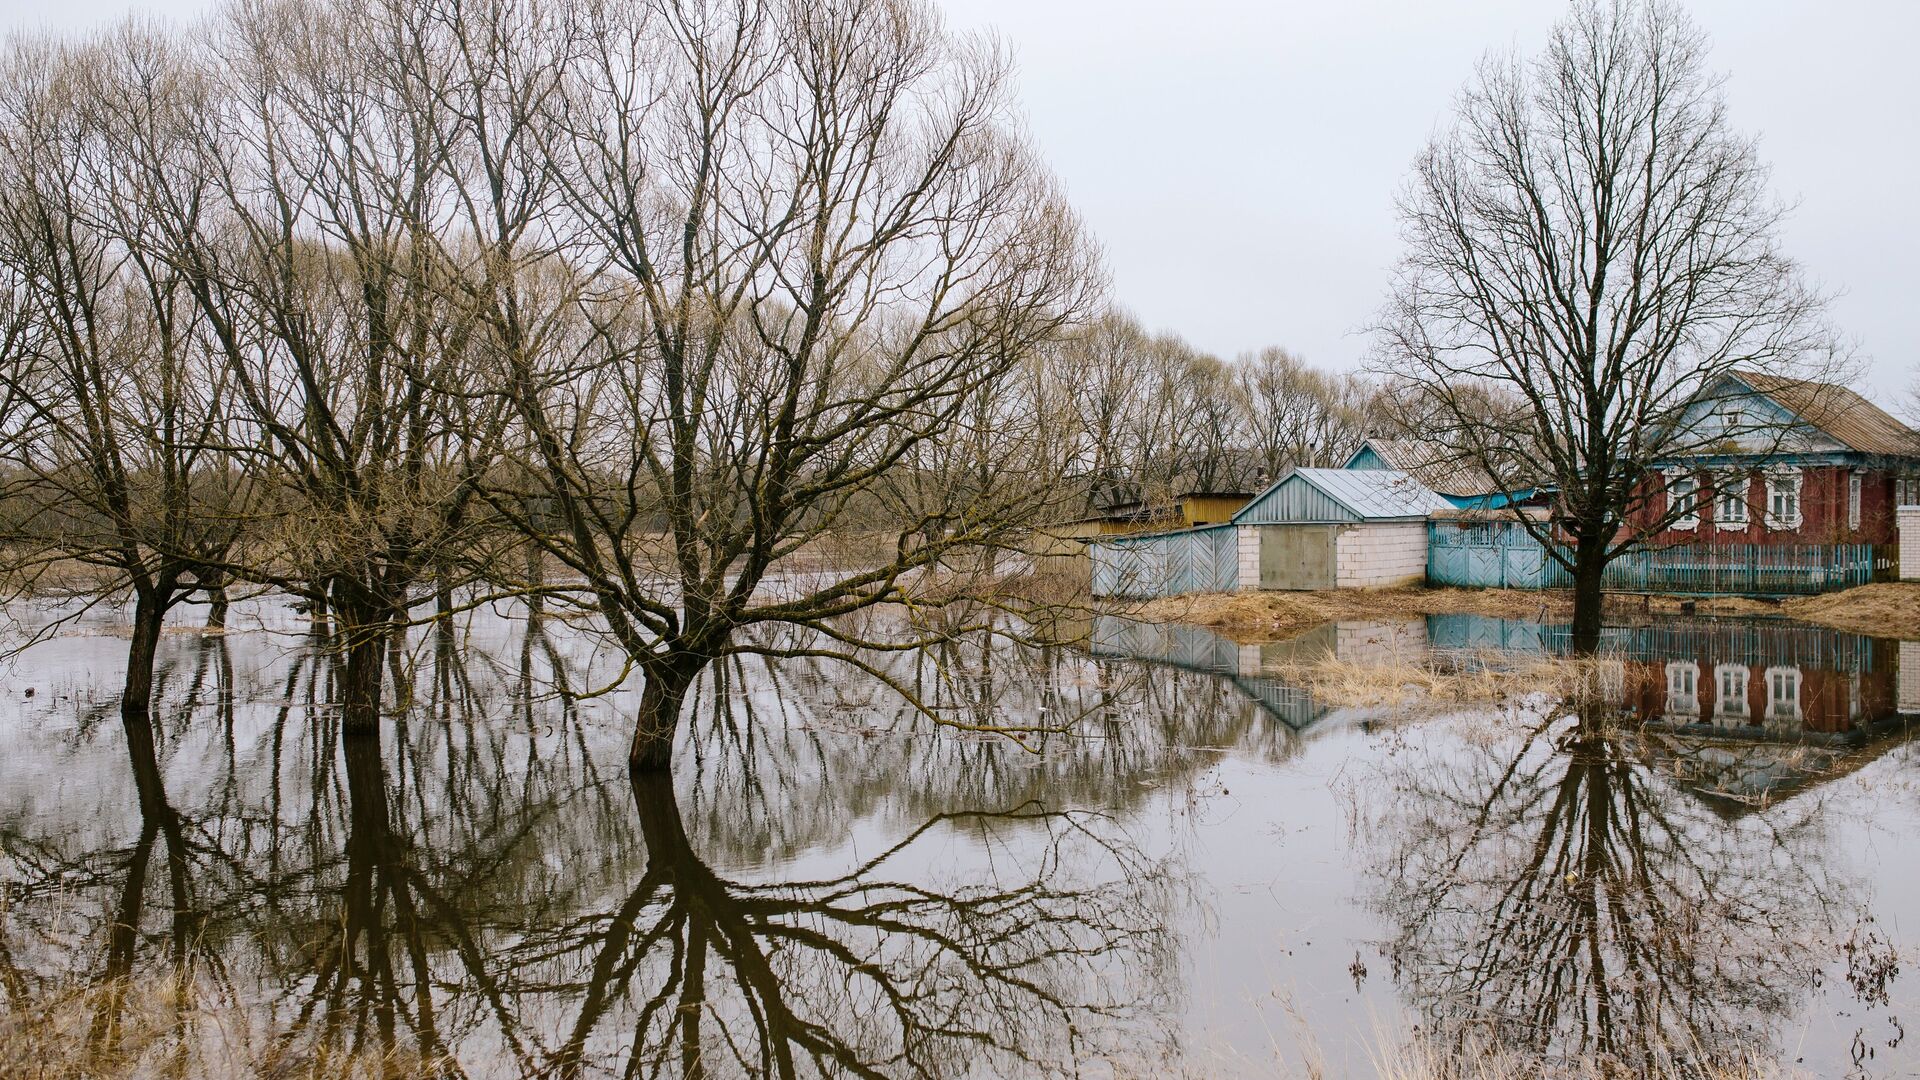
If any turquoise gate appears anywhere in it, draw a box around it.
[1427,520,1553,589]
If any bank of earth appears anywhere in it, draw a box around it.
[1128,582,1920,643]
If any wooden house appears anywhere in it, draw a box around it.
[1633,371,1920,546]
[1043,489,1255,541]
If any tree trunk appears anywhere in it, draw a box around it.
[123,591,167,721]
[1569,534,1609,655]
[629,658,705,775]
[340,624,388,737]
[205,586,229,631]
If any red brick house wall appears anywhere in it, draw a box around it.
[1629,464,1901,546]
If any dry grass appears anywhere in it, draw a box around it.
[0,975,451,1080]
[1134,588,1570,643]
[1778,581,1920,637]
[1126,1005,1809,1080]
[1131,581,1920,643]
[1368,1037,1804,1080]
[1261,652,1642,709]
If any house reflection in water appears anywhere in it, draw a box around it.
[1094,612,1916,809]
[1087,616,1417,736]
[1433,614,1916,807]
[1427,614,1910,736]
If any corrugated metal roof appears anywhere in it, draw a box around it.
[1235,471,1358,523]
[1299,467,1456,519]
[1731,370,1920,457]
[1235,467,1453,523]
[1347,438,1501,498]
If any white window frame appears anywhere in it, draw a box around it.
[1665,661,1700,718]
[1764,468,1802,531]
[1665,470,1699,531]
[1764,666,1802,726]
[1848,471,1862,531]
[1714,664,1750,723]
[1715,473,1750,531]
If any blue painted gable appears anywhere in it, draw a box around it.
[1663,373,1858,467]
[1346,446,1389,471]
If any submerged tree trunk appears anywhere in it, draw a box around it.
[629,657,707,775]
[627,768,713,1080]
[93,706,176,1050]
[202,568,232,632]
[339,621,389,737]
[123,590,168,721]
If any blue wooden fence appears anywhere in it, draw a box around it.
[1090,524,1239,599]
[1429,521,1889,596]
[1561,542,1888,595]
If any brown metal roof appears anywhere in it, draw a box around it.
[1731,370,1920,457]
[1357,438,1501,498]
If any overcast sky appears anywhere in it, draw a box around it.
[8,0,1915,399]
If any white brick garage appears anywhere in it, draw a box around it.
[1334,521,1429,587]
[1233,468,1451,591]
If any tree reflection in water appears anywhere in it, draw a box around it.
[1365,701,1859,1077]
[548,776,1173,1078]
[0,614,1183,1078]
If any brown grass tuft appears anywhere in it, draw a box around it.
[1134,588,1571,644]
[1131,581,1920,644]
[1261,652,1642,709]
[1777,581,1920,638]
[0,974,452,1080]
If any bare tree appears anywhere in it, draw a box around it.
[143,0,516,735]
[1049,310,1291,503]
[1165,348,1242,492]
[1051,311,1148,501]
[492,0,1098,773]
[1373,0,1834,649]
[1236,346,1373,482]
[0,32,255,719]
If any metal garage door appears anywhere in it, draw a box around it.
[1258,525,1336,590]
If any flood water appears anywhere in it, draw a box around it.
[2,598,1917,1077]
